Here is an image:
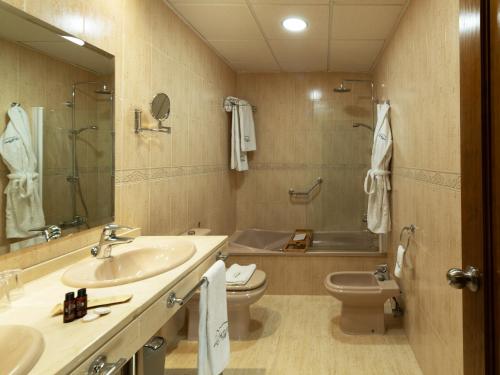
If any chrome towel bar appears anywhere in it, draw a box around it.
[167,277,208,308]
[289,177,323,197]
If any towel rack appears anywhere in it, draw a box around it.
[167,277,208,308]
[289,177,323,197]
[399,224,416,249]
[223,97,257,113]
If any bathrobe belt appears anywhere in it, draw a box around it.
[7,172,39,198]
[364,169,391,195]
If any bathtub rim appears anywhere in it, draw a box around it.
[228,229,387,257]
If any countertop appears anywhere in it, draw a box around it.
[0,235,227,375]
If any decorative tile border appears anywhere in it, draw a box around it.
[393,167,461,191]
[45,166,112,177]
[249,162,369,171]
[116,164,228,184]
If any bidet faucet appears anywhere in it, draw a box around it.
[91,223,134,259]
[374,264,389,281]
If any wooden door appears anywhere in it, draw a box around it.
[460,0,498,373]
[489,0,500,373]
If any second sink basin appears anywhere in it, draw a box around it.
[0,325,44,375]
[62,237,197,288]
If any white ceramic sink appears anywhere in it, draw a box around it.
[62,237,197,288]
[0,325,44,375]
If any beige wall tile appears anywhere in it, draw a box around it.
[373,0,462,373]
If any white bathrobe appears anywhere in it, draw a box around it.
[0,106,45,238]
[364,103,392,234]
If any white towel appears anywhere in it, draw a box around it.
[230,106,248,171]
[238,100,256,152]
[394,245,406,278]
[226,263,256,285]
[198,260,230,375]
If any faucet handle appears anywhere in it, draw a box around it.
[375,264,388,272]
[103,223,133,233]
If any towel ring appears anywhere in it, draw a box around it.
[399,224,416,249]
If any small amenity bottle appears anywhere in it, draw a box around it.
[76,288,87,318]
[63,292,76,323]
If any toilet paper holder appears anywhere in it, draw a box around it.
[399,224,416,249]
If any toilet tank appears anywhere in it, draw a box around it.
[181,228,211,236]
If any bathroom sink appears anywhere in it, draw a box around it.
[62,238,197,288]
[0,325,44,375]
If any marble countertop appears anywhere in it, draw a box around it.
[0,235,227,375]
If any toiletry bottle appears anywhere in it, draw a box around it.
[63,292,76,323]
[76,288,87,318]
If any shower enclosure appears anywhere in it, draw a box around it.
[43,80,114,230]
[234,73,381,253]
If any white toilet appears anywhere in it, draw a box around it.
[186,269,267,340]
[182,228,268,340]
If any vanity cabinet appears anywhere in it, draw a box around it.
[70,246,224,375]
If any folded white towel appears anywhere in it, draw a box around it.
[226,263,256,285]
[394,245,406,278]
[198,260,230,375]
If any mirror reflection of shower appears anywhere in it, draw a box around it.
[334,79,375,132]
[63,81,113,229]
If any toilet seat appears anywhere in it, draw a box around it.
[226,270,266,292]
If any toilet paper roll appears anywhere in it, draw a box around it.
[394,245,406,278]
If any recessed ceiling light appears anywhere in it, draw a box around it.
[282,17,308,32]
[61,35,85,46]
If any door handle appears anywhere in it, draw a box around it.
[446,266,480,292]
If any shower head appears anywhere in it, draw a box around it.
[95,84,112,95]
[334,83,351,93]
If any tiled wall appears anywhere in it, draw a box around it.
[235,72,373,231]
[373,0,462,374]
[1,0,238,239]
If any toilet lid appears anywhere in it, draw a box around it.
[226,270,267,291]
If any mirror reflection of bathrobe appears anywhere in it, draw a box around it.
[364,103,392,234]
[0,106,45,238]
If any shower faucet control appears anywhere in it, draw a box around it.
[374,264,389,281]
[91,223,134,259]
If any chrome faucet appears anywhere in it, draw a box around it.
[90,224,134,259]
[374,264,389,281]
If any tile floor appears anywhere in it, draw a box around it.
[165,295,423,375]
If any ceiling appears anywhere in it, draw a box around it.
[165,0,409,73]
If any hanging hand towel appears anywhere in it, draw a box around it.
[238,100,256,152]
[226,263,256,285]
[394,245,406,278]
[198,260,230,375]
[364,103,393,234]
[230,105,248,171]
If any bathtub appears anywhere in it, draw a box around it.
[228,228,382,255]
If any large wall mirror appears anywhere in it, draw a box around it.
[0,4,114,255]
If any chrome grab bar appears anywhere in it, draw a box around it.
[289,177,323,197]
[167,277,208,308]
